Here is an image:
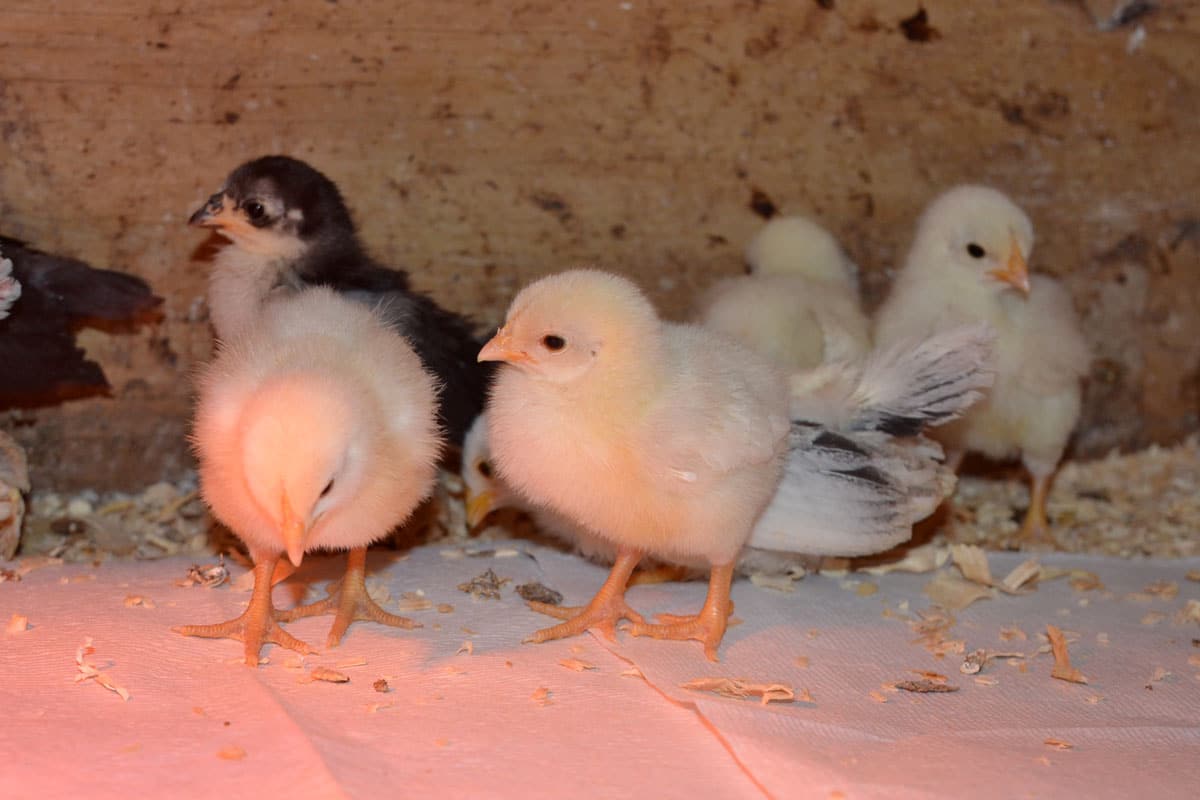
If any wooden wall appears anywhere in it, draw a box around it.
[1,0,1197,490]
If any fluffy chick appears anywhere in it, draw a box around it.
[0,236,161,408]
[480,270,991,659]
[874,185,1090,543]
[175,287,442,664]
[697,216,871,369]
[189,155,490,445]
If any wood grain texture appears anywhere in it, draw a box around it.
[0,0,1197,489]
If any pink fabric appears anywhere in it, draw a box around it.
[2,546,1198,799]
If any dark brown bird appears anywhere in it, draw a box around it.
[0,236,161,408]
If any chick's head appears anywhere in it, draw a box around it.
[189,155,354,256]
[478,269,661,385]
[910,185,1035,298]
[746,215,857,289]
[462,413,506,528]
[235,373,368,566]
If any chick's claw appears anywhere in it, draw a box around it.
[627,562,735,662]
[174,554,316,666]
[524,547,644,644]
[277,547,421,648]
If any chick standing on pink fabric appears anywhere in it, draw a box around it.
[174,287,443,665]
[480,270,992,660]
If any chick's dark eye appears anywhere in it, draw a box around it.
[477,460,493,479]
[966,243,986,259]
[320,478,334,498]
[541,334,566,351]
[243,200,266,222]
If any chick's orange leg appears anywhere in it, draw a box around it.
[627,561,735,662]
[173,552,317,666]
[1017,472,1052,545]
[526,548,645,644]
[277,547,420,648]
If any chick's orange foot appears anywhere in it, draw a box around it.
[174,554,316,666]
[525,548,645,644]
[276,547,420,648]
[626,562,735,662]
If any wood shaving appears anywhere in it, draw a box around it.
[1174,599,1200,624]
[515,581,562,605]
[1141,611,1167,626]
[750,572,796,593]
[309,666,350,684]
[794,656,809,669]
[895,679,959,693]
[176,557,229,588]
[558,658,596,672]
[373,679,390,693]
[855,582,879,597]
[436,603,454,613]
[949,438,1200,558]
[457,568,510,600]
[911,670,949,683]
[396,595,434,612]
[530,686,553,706]
[1044,738,1074,750]
[1187,655,1200,668]
[869,690,888,703]
[460,626,478,635]
[6,613,28,634]
[950,543,994,584]
[908,606,964,657]
[217,746,246,761]
[924,570,994,611]
[860,541,949,575]
[1096,632,1110,646]
[1046,624,1088,684]
[1141,580,1179,599]
[999,625,1028,641]
[123,595,155,609]
[1148,666,1170,684]
[999,559,1041,593]
[680,677,795,705]
[73,637,130,701]
[335,657,367,668]
[1068,571,1105,592]
[456,641,473,656]
[1186,570,1200,582]
[620,667,644,679]
[974,675,999,686]
[1085,694,1104,704]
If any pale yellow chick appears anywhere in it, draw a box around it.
[481,270,791,660]
[874,185,1090,543]
[697,216,871,369]
[175,287,442,664]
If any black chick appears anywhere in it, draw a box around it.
[0,236,162,408]
[189,155,491,446]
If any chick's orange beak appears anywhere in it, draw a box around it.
[465,489,497,528]
[188,192,235,228]
[988,231,1031,295]
[478,327,532,364]
[280,489,307,568]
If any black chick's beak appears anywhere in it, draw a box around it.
[189,192,228,228]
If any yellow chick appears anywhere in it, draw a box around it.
[481,270,791,659]
[874,185,1090,543]
[175,287,442,664]
[697,216,871,369]
[480,270,992,659]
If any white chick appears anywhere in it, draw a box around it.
[481,270,992,660]
[874,185,1090,543]
[175,287,442,664]
[697,216,871,369]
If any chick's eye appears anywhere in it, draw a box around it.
[243,200,266,221]
[966,243,986,259]
[541,334,566,352]
[320,478,334,498]
[476,460,493,479]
